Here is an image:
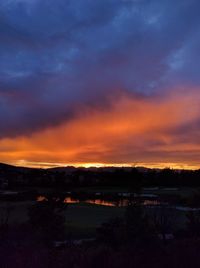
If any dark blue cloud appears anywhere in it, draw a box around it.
[0,0,200,137]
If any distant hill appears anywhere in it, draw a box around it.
[0,163,17,169]
[0,162,198,174]
[0,162,200,189]
[0,162,38,173]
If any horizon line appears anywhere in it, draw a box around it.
[2,160,200,171]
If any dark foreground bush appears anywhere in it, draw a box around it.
[1,239,200,268]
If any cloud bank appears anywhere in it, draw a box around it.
[0,0,200,168]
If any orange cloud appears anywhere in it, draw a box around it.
[1,88,200,169]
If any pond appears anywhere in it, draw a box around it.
[36,194,161,207]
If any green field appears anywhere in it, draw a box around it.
[0,201,125,238]
[65,203,125,238]
[72,186,199,198]
[0,186,198,239]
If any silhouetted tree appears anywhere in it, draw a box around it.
[96,217,124,249]
[0,203,13,243]
[152,204,175,243]
[186,210,200,237]
[28,198,67,246]
[125,201,155,244]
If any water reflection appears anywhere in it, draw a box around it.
[37,195,160,207]
[86,199,116,207]
[64,197,79,204]
[143,200,160,206]
[37,195,48,202]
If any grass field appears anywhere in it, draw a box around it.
[0,200,188,238]
[73,186,199,198]
[65,203,125,238]
[0,186,198,239]
[0,201,125,238]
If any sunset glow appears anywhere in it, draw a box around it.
[0,1,200,170]
[1,89,200,170]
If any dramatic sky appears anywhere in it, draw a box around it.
[0,0,200,169]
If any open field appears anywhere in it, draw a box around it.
[72,186,199,198]
[0,186,198,239]
[0,201,125,238]
[65,203,125,238]
[143,187,200,198]
[0,198,189,238]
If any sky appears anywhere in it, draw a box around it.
[0,0,200,169]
